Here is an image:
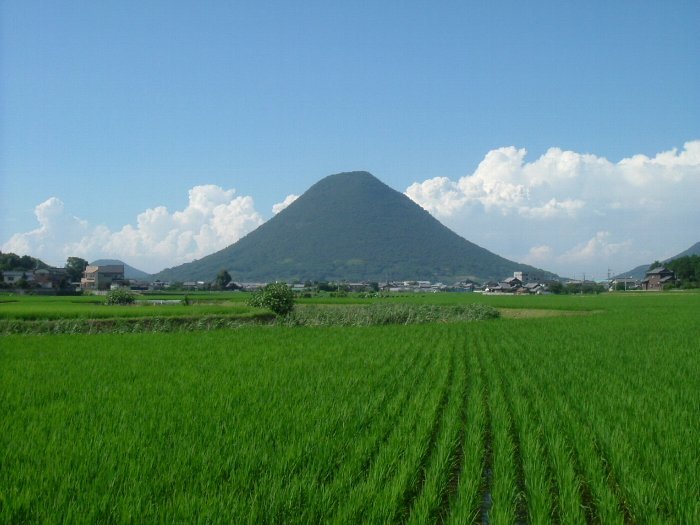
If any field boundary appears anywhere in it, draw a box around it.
[497,308,601,319]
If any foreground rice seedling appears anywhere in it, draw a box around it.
[1,293,698,522]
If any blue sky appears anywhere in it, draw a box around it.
[2,1,699,278]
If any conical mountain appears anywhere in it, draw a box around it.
[154,171,552,283]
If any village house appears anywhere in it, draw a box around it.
[181,281,207,291]
[33,268,68,289]
[502,276,522,288]
[81,264,125,291]
[523,282,544,294]
[640,267,675,291]
[346,282,369,292]
[453,280,477,292]
[1,271,34,287]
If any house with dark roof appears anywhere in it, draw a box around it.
[640,267,675,291]
[524,282,544,294]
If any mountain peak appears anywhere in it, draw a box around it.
[320,170,375,181]
[280,171,391,212]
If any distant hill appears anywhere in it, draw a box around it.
[615,241,700,279]
[154,171,554,283]
[90,259,152,280]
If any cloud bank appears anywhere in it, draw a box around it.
[2,185,264,274]
[4,141,699,279]
[406,141,700,277]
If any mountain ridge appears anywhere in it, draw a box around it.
[154,171,554,283]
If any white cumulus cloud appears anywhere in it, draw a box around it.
[2,185,264,273]
[272,194,299,214]
[523,245,553,265]
[518,198,585,219]
[558,231,633,264]
[406,141,700,278]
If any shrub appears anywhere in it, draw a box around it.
[106,288,136,305]
[247,282,295,316]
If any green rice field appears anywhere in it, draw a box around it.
[1,292,699,523]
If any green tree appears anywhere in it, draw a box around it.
[214,269,232,289]
[247,282,295,316]
[548,281,564,294]
[317,281,334,292]
[0,252,21,271]
[65,257,89,282]
[19,255,35,270]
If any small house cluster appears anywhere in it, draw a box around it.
[1,267,68,290]
[1,264,129,293]
[481,271,549,295]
